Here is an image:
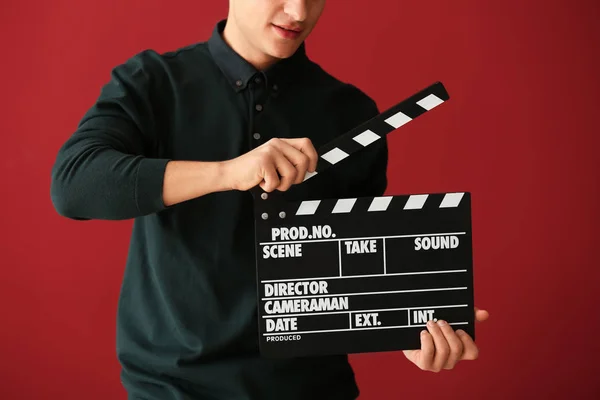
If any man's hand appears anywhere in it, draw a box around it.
[222,138,318,192]
[403,307,489,372]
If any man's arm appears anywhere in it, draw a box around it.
[50,51,232,221]
[50,50,323,220]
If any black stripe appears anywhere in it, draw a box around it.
[396,101,427,120]
[313,198,334,217]
[367,118,396,137]
[335,139,365,160]
[387,194,410,213]
[355,196,377,213]
[421,193,445,210]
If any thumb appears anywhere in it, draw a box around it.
[474,307,489,322]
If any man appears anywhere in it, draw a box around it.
[51,0,488,399]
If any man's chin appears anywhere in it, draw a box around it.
[266,43,301,60]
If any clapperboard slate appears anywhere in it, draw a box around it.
[251,82,475,358]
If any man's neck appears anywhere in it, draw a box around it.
[222,19,278,71]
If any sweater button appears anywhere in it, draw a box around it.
[235,79,243,87]
[255,104,263,112]
[253,132,261,140]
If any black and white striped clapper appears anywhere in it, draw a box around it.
[251,82,475,358]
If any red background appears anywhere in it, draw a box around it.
[1,0,599,398]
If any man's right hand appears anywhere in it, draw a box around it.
[222,138,319,192]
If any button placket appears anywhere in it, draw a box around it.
[250,73,268,147]
[271,83,279,98]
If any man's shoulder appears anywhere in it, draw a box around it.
[161,41,212,62]
[106,41,214,88]
[303,60,378,115]
[301,59,380,133]
[119,41,211,70]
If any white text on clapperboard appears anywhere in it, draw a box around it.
[263,225,460,259]
[262,225,335,259]
[261,225,462,341]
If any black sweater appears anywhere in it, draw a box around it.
[51,20,388,400]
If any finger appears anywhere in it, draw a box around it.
[426,320,450,372]
[260,163,280,192]
[418,330,435,371]
[402,349,418,365]
[281,138,318,173]
[475,307,489,322]
[272,139,311,184]
[456,330,479,361]
[271,150,297,191]
[435,320,464,370]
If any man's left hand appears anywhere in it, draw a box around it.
[403,307,489,372]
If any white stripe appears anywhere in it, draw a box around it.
[368,196,393,212]
[353,129,381,147]
[261,269,468,283]
[303,170,318,181]
[384,111,412,128]
[296,200,321,215]
[262,304,469,318]
[263,322,469,336]
[259,231,467,246]
[404,194,428,210]
[439,192,464,208]
[383,238,387,274]
[321,148,349,164]
[261,286,468,301]
[332,198,357,213]
[338,241,342,277]
[417,94,444,110]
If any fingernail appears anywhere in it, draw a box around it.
[456,329,465,335]
[437,320,447,326]
[427,320,435,327]
[421,330,427,337]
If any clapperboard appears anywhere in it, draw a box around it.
[251,82,475,358]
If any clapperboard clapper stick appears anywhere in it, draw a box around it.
[250,81,475,358]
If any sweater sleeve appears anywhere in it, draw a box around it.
[50,50,171,221]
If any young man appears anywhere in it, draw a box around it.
[51,1,488,399]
